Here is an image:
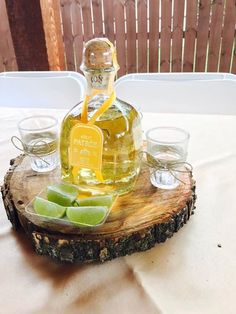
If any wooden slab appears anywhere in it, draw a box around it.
[1,155,196,263]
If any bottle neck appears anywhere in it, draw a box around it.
[84,70,116,98]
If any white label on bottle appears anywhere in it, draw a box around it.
[90,73,109,89]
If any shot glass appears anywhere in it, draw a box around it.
[18,115,59,172]
[146,127,190,189]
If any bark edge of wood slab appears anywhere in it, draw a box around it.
[1,155,196,264]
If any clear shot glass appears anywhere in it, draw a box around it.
[18,115,59,172]
[146,127,190,189]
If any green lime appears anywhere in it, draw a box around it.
[66,206,108,226]
[33,197,66,218]
[47,183,78,206]
[76,195,114,208]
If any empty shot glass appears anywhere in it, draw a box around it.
[18,115,59,172]
[146,127,190,189]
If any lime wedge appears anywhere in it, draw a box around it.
[76,195,114,208]
[47,183,78,206]
[66,206,108,226]
[33,197,66,218]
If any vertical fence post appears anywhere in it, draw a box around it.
[219,0,236,73]
[232,45,236,74]
[5,0,49,70]
[0,0,17,71]
[182,1,198,72]
[40,0,65,70]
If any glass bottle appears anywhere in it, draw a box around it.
[60,38,142,194]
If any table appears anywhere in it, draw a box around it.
[1,107,236,314]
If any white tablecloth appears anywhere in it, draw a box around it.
[0,107,236,314]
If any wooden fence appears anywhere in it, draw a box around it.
[1,0,236,76]
[0,0,18,71]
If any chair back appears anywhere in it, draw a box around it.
[0,71,86,108]
[115,73,236,114]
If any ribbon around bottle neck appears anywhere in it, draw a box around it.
[140,151,193,184]
[81,91,116,124]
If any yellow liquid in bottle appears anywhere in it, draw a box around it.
[60,97,142,195]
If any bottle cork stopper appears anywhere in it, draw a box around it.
[81,38,119,71]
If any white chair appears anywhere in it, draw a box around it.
[115,73,236,115]
[0,71,86,109]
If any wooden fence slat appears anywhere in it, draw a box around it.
[172,0,184,72]
[92,0,103,37]
[0,0,17,71]
[183,0,198,71]
[5,0,49,70]
[195,0,211,72]
[126,0,137,73]
[149,0,159,72]
[81,0,93,41]
[172,0,185,72]
[137,0,147,72]
[207,0,225,72]
[114,0,126,76]
[219,0,236,72]
[40,0,65,71]
[71,0,83,72]
[0,56,4,73]
[0,58,4,72]
[232,41,236,74]
[103,0,115,42]
[160,0,172,72]
[60,0,75,70]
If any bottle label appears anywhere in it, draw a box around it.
[69,124,103,180]
[90,73,109,89]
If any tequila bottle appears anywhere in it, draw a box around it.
[60,38,142,194]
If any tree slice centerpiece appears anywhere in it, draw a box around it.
[1,155,196,263]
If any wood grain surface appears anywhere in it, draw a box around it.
[60,0,75,71]
[149,0,159,72]
[0,0,17,71]
[172,0,185,72]
[2,155,196,263]
[160,0,172,72]
[40,0,65,70]
[183,0,198,72]
[137,0,148,72]
[5,0,49,70]
[114,0,126,76]
[195,0,211,72]
[219,0,236,72]
[126,0,137,73]
[207,0,225,72]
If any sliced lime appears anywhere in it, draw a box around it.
[66,206,108,226]
[76,195,114,208]
[33,197,66,218]
[47,183,78,206]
